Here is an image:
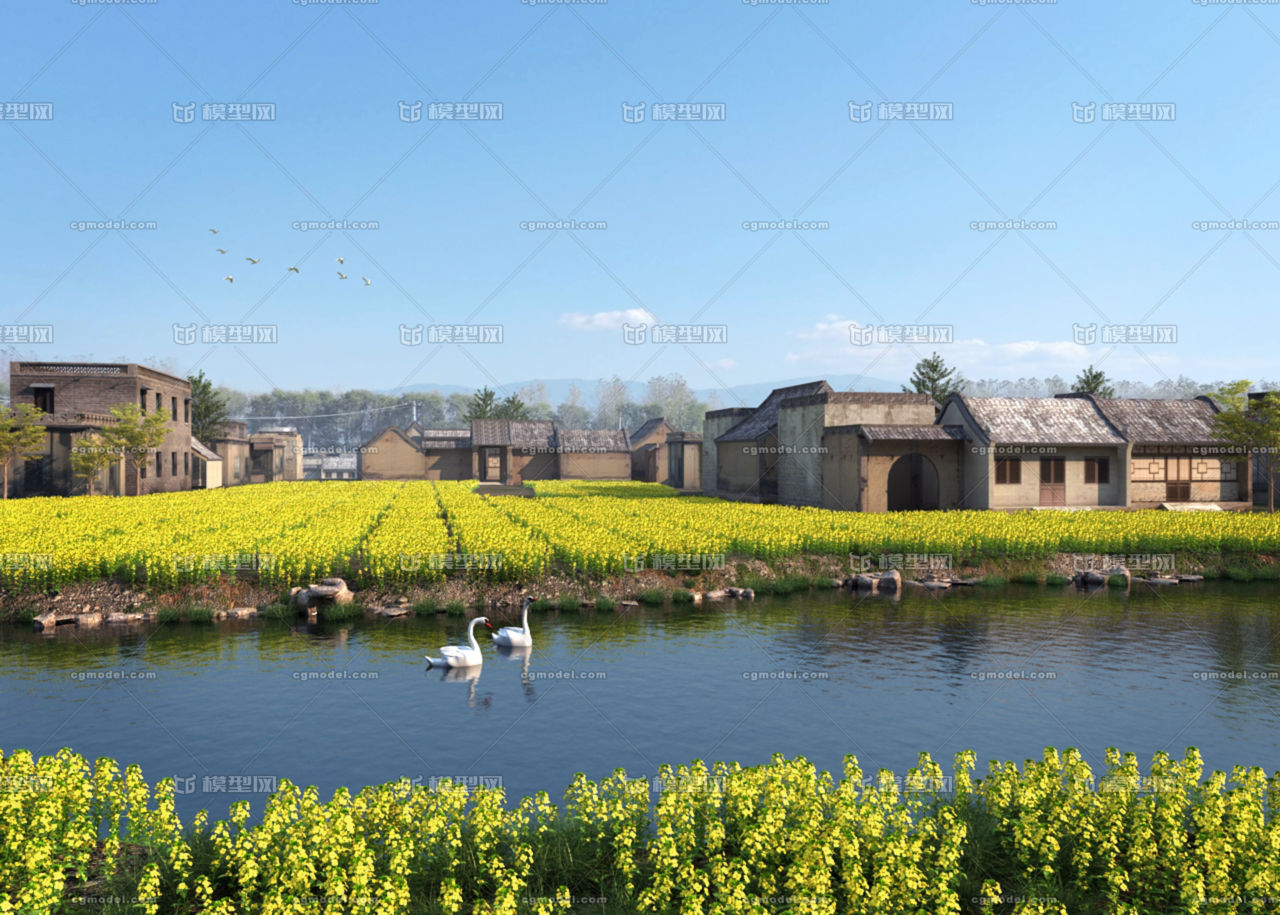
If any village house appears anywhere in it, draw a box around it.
[359,419,632,483]
[7,361,193,497]
[630,417,702,492]
[191,438,223,489]
[209,423,305,485]
[702,380,1253,512]
[302,453,359,480]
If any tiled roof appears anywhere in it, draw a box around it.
[1087,397,1220,444]
[469,419,508,446]
[856,424,966,442]
[716,380,832,443]
[558,429,630,453]
[957,396,1125,445]
[190,437,221,461]
[509,421,556,449]
[631,417,671,441]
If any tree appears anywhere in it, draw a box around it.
[1211,381,1280,513]
[904,353,964,403]
[594,376,631,429]
[1073,365,1115,399]
[0,404,48,499]
[497,394,529,420]
[466,387,498,421]
[188,370,229,445]
[554,385,592,429]
[516,384,553,421]
[70,432,116,496]
[101,404,169,494]
[642,375,707,433]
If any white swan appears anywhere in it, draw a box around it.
[425,616,491,668]
[493,597,533,647]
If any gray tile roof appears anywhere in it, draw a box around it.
[469,419,508,446]
[716,380,832,443]
[1088,397,1220,444]
[857,424,966,442]
[631,417,671,442]
[509,421,556,449]
[959,396,1124,445]
[558,429,631,453]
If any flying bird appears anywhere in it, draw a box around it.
[337,271,348,280]
[216,248,227,254]
[362,277,371,286]
[209,228,219,234]
[245,257,260,264]
[288,266,300,273]
[336,257,344,264]
[223,275,234,283]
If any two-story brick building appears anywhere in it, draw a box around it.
[7,362,192,497]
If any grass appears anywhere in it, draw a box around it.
[1253,566,1280,581]
[770,573,815,595]
[557,594,580,612]
[443,600,467,617]
[637,588,668,605]
[595,595,616,611]
[260,602,292,621]
[1045,573,1071,586]
[682,578,697,589]
[978,575,1007,588]
[184,606,214,624]
[319,601,362,621]
[530,598,554,611]
[671,588,695,603]
[411,597,438,615]
[1225,567,1254,582]
[1107,574,1131,588]
[156,607,181,624]
[1011,572,1042,585]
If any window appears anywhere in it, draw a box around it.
[172,452,178,476]
[171,397,178,421]
[1084,458,1110,484]
[995,458,1021,484]
[184,452,190,475]
[1040,459,1065,485]
[32,388,54,414]
[139,463,146,480]
[156,453,163,476]
[155,392,162,412]
[184,399,190,423]
[140,389,147,413]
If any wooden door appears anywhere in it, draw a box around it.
[483,448,502,482]
[1039,458,1065,506]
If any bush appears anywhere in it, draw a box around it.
[260,602,292,621]
[1045,573,1070,586]
[412,597,438,614]
[321,602,362,622]
[1252,566,1280,581]
[531,598,554,611]
[557,594,580,612]
[1107,574,1131,588]
[444,600,467,616]
[1225,567,1254,582]
[770,574,813,595]
[638,588,668,605]
[184,606,214,624]
[156,607,181,624]
[595,595,616,611]
[979,575,1007,588]
[671,588,695,603]
[1011,572,1041,585]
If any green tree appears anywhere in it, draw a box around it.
[0,404,48,499]
[188,370,229,445]
[465,387,498,421]
[1073,365,1116,399]
[1211,381,1280,513]
[70,432,116,496]
[496,394,529,420]
[903,353,964,403]
[101,404,169,494]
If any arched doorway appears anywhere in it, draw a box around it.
[887,453,940,510]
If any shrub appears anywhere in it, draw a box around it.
[638,588,668,605]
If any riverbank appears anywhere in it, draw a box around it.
[2,550,1277,626]
[3,745,1276,914]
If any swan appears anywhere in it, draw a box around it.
[425,616,492,668]
[493,597,533,647]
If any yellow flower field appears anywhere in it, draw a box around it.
[0,480,1277,590]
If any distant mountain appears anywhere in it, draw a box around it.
[388,374,900,408]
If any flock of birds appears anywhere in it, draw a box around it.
[425,596,533,669]
[208,228,372,286]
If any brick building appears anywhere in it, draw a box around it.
[7,362,192,497]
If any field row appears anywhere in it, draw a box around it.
[1,480,1279,589]
[3,745,1278,913]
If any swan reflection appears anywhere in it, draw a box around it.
[495,644,536,701]
[439,665,492,709]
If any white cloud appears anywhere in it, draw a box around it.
[712,358,736,370]
[782,315,1183,379]
[558,308,658,331]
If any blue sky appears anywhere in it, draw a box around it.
[2,0,1278,400]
